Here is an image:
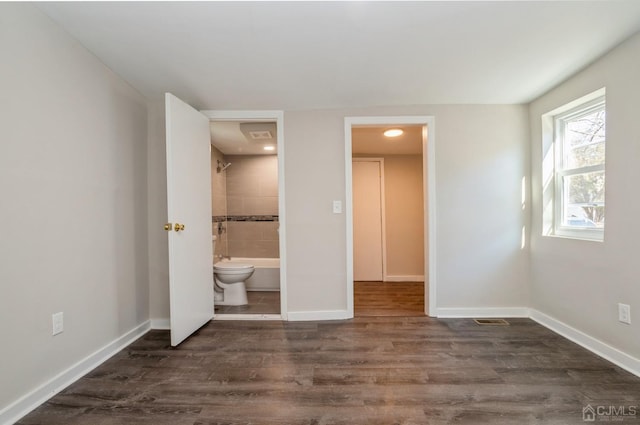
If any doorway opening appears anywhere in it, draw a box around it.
[345,116,436,317]
[202,110,287,320]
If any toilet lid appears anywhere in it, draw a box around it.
[214,262,253,270]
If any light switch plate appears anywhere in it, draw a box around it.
[332,200,342,214]
[52,312,64,335]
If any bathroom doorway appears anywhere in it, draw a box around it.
[202,111,286,320]
[345,116,436,317]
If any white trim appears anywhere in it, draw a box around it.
[545,88,607,120]
[379,159,387,281]
[436,307,531,318]
[150,318,170,330]
[214,314,282,321]
[547,89,606,242]
[530,309,640,378]
[425,121,437,317]
[384,275,425,282]
[287,310,351,321]
[345,116,436,318]
[0,321,150,425]
[352,157,387,281]
[345,119,354,319]
[200,109,287,321]
[200,110,284,121]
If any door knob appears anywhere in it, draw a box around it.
[163,223,173,231]
[174,223,185,232]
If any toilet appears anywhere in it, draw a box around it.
[212,235,255,306]
[213,262,255,305]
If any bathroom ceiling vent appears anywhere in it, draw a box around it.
[248,130,272,140]
[240,122,277,143]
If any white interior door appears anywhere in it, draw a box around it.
[165,93,213,346]
[353,160,384,281]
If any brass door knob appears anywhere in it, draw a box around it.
[163,223,173,231]
[174,223,185,232]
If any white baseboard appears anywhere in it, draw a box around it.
[287,310,351,321]
[214,314,283,321]
[150,318,170,330]
[436,307,531,318]
[0,321,150,425]
[384,275,425,282]
[530,309,640,378]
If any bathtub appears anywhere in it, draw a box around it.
[216,257,280,291]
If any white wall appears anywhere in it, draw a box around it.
[284,105,530,315]
[148,104,529,318]
[0,3,149,412]
[529,32,640,359]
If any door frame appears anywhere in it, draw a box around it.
[352,157,387,281]
[201,109,287,321]
[345,116,436,317]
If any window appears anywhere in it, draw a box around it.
[544,90,606,241]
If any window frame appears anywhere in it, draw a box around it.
[552,94,606,241]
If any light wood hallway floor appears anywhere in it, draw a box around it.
[18,317,640,424]
[355,281,425,317]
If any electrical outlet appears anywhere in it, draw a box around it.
[618,303,631,325]
[52,312,64,335]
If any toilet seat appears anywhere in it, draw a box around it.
[214,263,254,275]
[214,262,253,270]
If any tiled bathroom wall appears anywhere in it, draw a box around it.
[225,155,279,258]
[211,146,228,258]
[226,220,279,258]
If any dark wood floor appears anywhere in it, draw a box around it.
[18,317,640,425]
[355,281,425,317]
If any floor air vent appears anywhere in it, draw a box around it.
[473,318,510,326]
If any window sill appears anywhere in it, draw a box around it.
[544,230,604,243]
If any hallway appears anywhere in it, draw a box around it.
[354,281,425,317]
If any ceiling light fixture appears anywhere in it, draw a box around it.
[263,146,275,151]
[383,128,403,138]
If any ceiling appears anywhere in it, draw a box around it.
[38,2,640,110]
[210,121,277,155]
[352,126,423,155]
[213,123,422,156]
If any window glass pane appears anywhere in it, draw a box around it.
[566,141,605,168]
[562,171,605,227]
[564,109,605,168]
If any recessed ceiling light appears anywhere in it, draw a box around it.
[384,128,403,138]
[263,146,275,151]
